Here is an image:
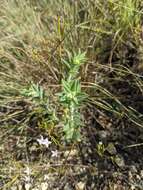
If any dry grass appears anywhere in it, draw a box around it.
[0,0,143,189]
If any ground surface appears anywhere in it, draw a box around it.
[0,106,143,190]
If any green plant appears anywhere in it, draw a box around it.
[22,82,59,129]
[58,51,87,142]
[21,82,44,101]
[96,142,106,157]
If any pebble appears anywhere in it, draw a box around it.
[25,183,31,190]
[141,170,143,178]
[41,182,48,190]
[75,182,86,190]
[64,149,78,159]
[64,183,72,190]
[114,155,125,168]
[106,143,117,155]
[130,165,138,173]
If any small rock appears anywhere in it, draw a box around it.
[11,186,17,190]
[140,170,143,178]
[139,134,143,140]
[25,183,31,190]
[130,185,136,190]
[75,182,86,190]
[29,143,37,152]
[64,149,78,159]
[130,165,138,173]
[114,155,125,168]
[41,182,48,190]
[128,171,133,181]
[64,183,72,190]
[97,131,109,140]
[136,174,141,180]
[106,143,117,155]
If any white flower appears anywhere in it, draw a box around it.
[24,176,31,182]
[44,174,49,180]
[24,166,31,176]
[37,135,52,148]
[51,150,58,157]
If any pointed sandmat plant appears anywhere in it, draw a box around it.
[58,51,88,142]
[21,82,44,101]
